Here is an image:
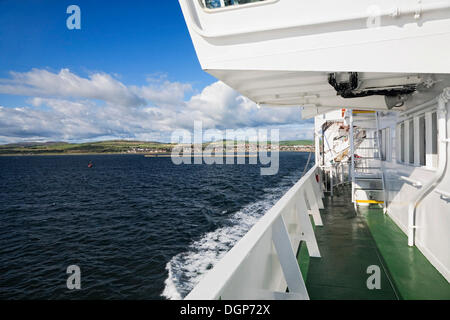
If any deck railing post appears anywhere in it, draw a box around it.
[305,181,323,226]
[311,172,324,209]
[272,216,309,299]
[295,196,321,258]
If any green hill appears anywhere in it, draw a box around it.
[0,140,172,155]
[279,140,313,146]
[0,139,313,155]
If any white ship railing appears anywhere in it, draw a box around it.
[321,162,350,196]
[185,165,324,300]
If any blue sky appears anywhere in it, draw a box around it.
[0,0,313,143]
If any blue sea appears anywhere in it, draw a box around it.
[0,153,312,299]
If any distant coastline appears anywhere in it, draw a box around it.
[0,140,314,156]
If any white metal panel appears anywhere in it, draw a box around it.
[180,0,450,113]
[382,101,450,282]
[180,0,450,73]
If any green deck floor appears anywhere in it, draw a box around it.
[298,184,450,300]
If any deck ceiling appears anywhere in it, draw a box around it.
[207,69,448,117]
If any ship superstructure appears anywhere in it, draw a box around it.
[179,0,450,299]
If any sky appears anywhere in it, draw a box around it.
[0,0,313,143]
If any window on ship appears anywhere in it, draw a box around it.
[400,122,405,163]
[409,119,414,164]
[419,115,426,166]
[431,111,438,167]
[202,0,268,9]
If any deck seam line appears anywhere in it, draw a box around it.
[306,283,393,292]
[360,210,402,300]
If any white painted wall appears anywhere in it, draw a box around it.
[381,102,450,282]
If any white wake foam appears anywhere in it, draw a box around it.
[161,174,300,300]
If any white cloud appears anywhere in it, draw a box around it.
[0,68,146,107]
[183,81,305,129]
[131,77,192,107]
[0,69,313,143]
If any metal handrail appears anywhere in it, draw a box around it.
[435,189,450,201]
[399,176,423,188]
[332,162,349,188]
